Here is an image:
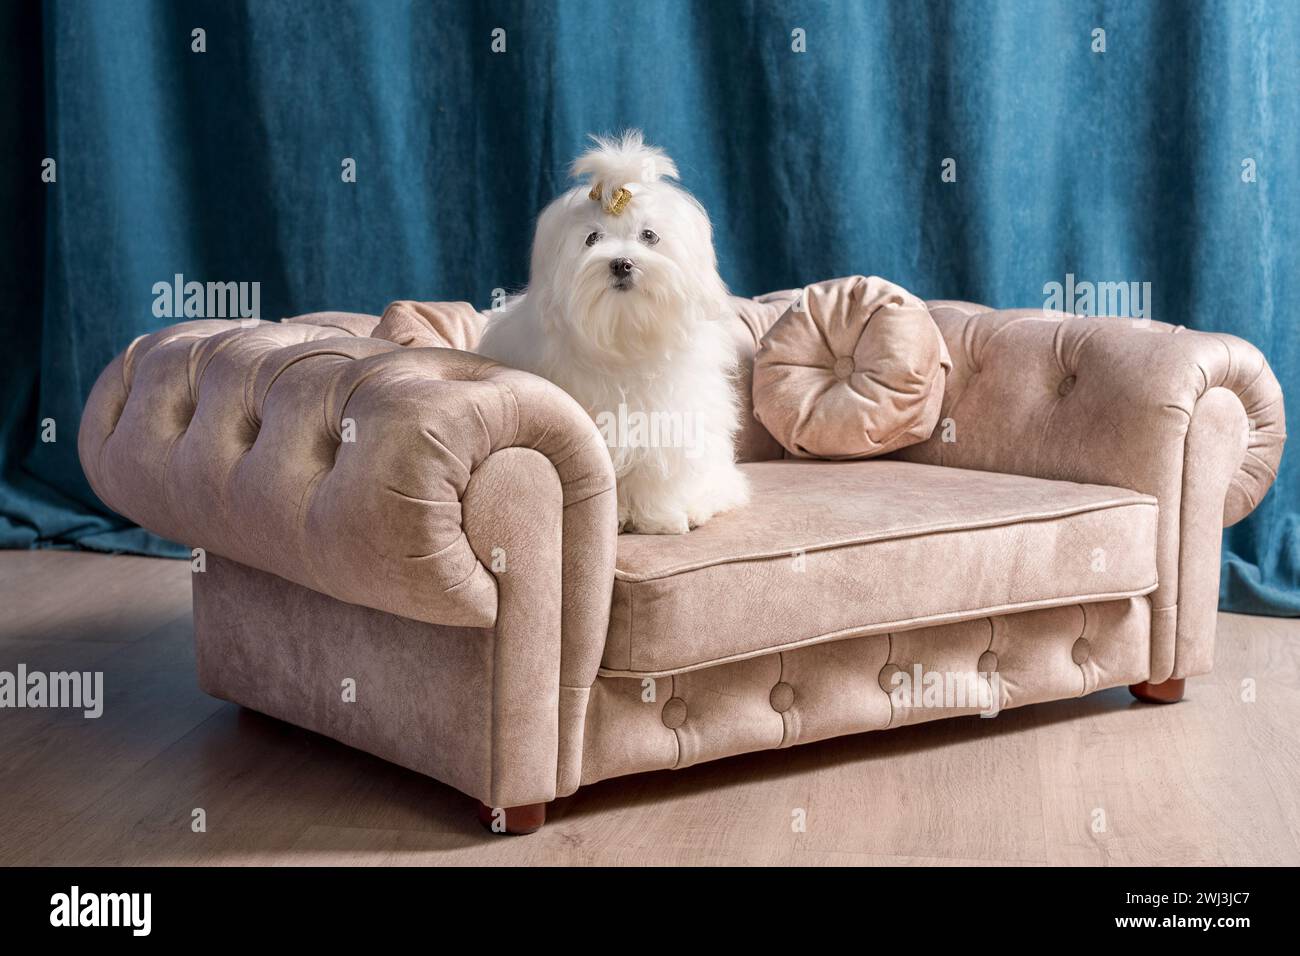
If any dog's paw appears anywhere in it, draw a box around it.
[625,512,691,535]
[684,473,749,529]
[685,505,715,530]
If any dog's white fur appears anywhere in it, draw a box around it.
[477,131,749,534]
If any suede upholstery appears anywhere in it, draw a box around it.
[371,298,487,350]
[583,597,1150,784]
[191,553,1149,799]
[76,292,1283,810]
[608,459,1156,675]
[721,293,793,462]
[894,302,1285,681]
[752,276,951,459]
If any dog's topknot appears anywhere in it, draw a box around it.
[570,130,679,192]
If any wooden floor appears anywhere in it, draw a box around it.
[1,550,1297,866]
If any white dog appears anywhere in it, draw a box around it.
[477,131,749,534]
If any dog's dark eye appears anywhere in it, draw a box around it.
[585,231,602,247]
[639,229,660,246]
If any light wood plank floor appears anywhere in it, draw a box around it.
[1,550,1297,866]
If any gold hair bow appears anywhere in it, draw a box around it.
[588,182,634,216]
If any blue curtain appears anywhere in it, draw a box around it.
[2,0,1297,613]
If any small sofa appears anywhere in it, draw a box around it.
[77,294,1285,833]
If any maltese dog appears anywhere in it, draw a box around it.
[477,130,749,534]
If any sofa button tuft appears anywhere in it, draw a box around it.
[661,697,687,729]
[769,682,795,713]
[977,650,998,673]
[1057,375,1076,397]
[878,663,903,694]
[1071,637,1091,664]
[833,356,855,381]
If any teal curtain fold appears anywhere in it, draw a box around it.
[2,0,1297,611]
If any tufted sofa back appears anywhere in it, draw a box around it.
[298,294,803,463]
[895,300,1285,526]
[284,294,1285,500]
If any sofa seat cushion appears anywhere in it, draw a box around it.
[604,460,1158,676]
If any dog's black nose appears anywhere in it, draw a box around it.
[609,257,635,277]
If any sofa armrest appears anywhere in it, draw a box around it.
[897,302,1285,680]
[78,320,618,679]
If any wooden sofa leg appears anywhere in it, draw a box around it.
[1129,678,1186,704]
[477,801,547,835]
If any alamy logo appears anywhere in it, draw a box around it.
[50,886,151,936]
[1043,272,1152,321]
[884,664,1002,717]
[594,403,704,458]
[0,664,103,718]
[152,272,260,321]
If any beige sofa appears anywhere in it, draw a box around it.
[77,294,1285,833]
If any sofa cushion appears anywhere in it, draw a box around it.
[371,299,487,350]
[604,460,1158,676]
[752,276,951,459]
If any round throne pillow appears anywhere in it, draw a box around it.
[752,275,951,459]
